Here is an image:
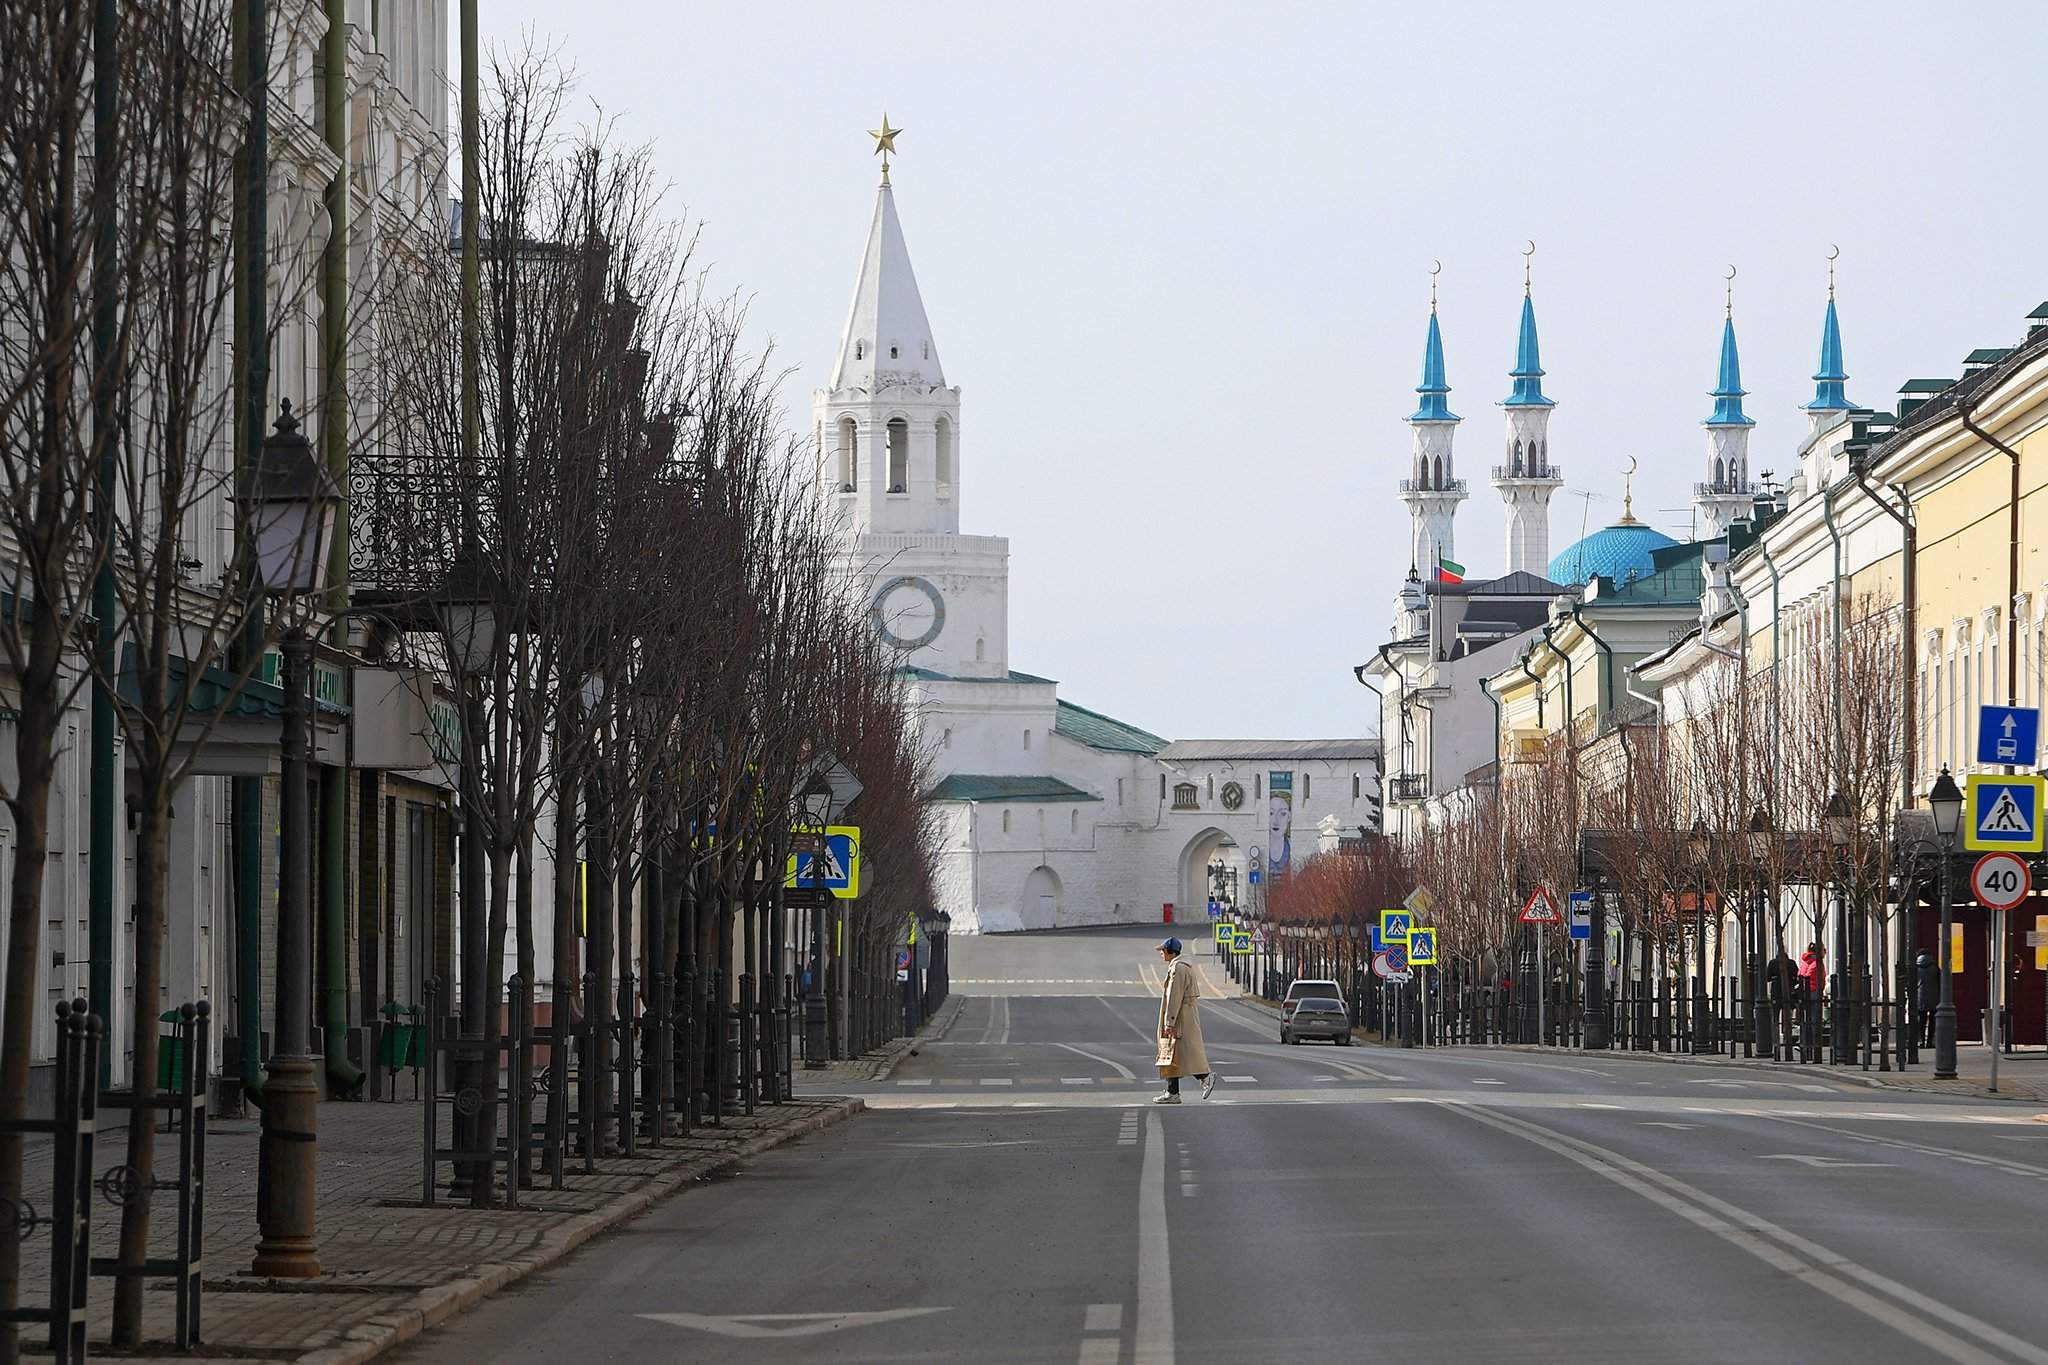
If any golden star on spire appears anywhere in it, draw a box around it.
[869,113,903,184]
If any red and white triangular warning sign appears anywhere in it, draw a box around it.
[1519,887,1561,923]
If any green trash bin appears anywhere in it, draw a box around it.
[156,1008,186,1092]
[377,1002,422,1095]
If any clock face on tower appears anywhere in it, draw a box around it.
[869,575,946,651]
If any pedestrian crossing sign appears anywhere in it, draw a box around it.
[1964,775,2045,852]
[1381,910,1412,945]
[1407,927,1438,965]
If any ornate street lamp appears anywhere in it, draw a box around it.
[1688,818,1711,1054]
[1928,768,1963,1078]
[1747,804,1776,1056]
[239,401,342,1278]
[1823,788,1856,1065]
[799,772,836,1068]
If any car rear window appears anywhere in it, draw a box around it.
[1297,999,1342,1012]
[1292,982,1340,998]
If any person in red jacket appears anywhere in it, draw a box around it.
[1798,943,1826,1060]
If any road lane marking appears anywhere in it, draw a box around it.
[979,1078,1012,1086]
[1764,1113,2048,1180]
[1099,996,1162,1046]
[639,1308,951,1339]
[1085,1304,1124,1332]
[1473,1078,1506,1085]
[1444,1102,2048,1365]
[1757,1154,1893,1169]
[1136,1113,1173,1364]
[1062,1077,1096,1085]
[897,1079,932,1086]
[1222,1075,1256,1084]
[1057,1040,1138,1081]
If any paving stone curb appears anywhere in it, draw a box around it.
[287,1097,865,1365]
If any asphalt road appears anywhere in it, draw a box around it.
[395,925,2048,1364]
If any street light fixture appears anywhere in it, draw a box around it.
[239,401,342,1279]
[1823,788,1855,1065]
[1688,818,1710,1054]
[1747,805,1775,1057]
[799,770,839,1069]
[1928,767,1963,1079]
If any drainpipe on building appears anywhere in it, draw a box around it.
[88,0,120,1088]
[1759,540,1785,818]
[234,0,273,1105]
[1956,397,2024,718]
[1821,483,1849,786]
[1567,602,1615,718]
[1478,673,1503,781]
[1518,649,1545,729]
[1849,461,1916,810]
[318,0,362,1097]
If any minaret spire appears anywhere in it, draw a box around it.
[1493,242,1563,576]
[1399,262,1467,578]
[1804,247,1854,422]
[1695,269,1758,540]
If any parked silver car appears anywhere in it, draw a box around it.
[1281,995,1352,1045]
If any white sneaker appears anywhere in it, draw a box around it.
[1151,1091,1180,1104]
[1200,1074,1217,1100]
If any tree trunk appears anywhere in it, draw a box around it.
[111,787,172,1343]
[0,629,64,1365]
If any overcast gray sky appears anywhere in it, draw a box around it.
[481,2,2048,741]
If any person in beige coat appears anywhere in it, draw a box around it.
[1153,937,1213,1103]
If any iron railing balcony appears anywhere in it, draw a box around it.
[1388,773,1430,802]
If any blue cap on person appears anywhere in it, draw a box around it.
[1158,936,1182,955]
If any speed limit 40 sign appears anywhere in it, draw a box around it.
[1971,852,2032,910]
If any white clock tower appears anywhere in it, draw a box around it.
[816,120,1009,679]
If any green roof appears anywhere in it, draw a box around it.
[890,666,1058,685]
[924,774,1101,803]
[1899,378,1954,394]
[1966,347,2012,365]
[1054,699,1168,754]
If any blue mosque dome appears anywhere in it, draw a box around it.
[1547,517,1680,586]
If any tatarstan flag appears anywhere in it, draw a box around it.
[1435,555,1465,584]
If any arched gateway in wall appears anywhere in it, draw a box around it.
[1022,864,1065,930]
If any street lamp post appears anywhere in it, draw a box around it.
[1687,819,1710,1054]
[240,402,341,1278]
[1583,860,1610,1051]
[1824,788,1855,1066]
[1929,769,1963,1079]
[438,547,501,1196]
[1748,805,1775,1058]
[800,776,834,1069]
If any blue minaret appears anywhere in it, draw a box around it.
[1504,292,1555,409]
[1411,308,1458,422]
[1401,283,1467,576]
[1706,316,1753,428]
[1804,295,1853,415]
[1697,283,1756,539]
[1493,250,1562,574]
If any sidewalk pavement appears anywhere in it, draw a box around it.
[1475,1037,2048,1104]
[15,1091,861,1364]
[796,993,967,1086]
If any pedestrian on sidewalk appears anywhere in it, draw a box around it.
[1153,937,1213,1103]
[1915,949,1941,1050]
[1799,942,1826,1060]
